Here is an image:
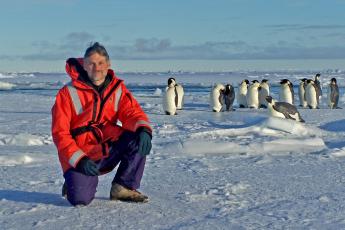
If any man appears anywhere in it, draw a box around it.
[51,42,152,206]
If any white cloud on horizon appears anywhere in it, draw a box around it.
[7,35,345,61]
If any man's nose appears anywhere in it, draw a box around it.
[94,64,101,71]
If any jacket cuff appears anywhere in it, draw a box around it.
[68,150,85,168]
[136,127,153,139]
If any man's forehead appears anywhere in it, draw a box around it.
[85,54,109,62]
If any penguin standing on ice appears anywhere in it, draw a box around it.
[279,79,294,104]
[258,79,270,108]
[305,79,320,109]
[298,78,308,108]
[265,96,305,122]
[210,83,225,112]
[223,84,235,111]
[162,78,177,115]
[327,78,340,109]
[237,79,249,108]
[174,79,184,110]
[314,73,322,100]
[246,80,260,109]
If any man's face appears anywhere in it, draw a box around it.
[83,52,110,86]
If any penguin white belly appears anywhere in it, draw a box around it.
[259,86,269,107]
[237,85,248,107]
[210,90,223,112]
[175,85,184,109]
[327,86,332,108]
[298,85,307,107]
[247,87,259,109]
[306,85,318,109]
[163,87,177,115]
[280,87,293,104]
[327,86,335,109]
[267,105,286,119]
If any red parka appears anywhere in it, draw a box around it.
[52,58,152,173]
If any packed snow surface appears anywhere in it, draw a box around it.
[1,70,345,229]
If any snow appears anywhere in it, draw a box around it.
[1,70,345,229]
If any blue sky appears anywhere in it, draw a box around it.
[1,0,345,72]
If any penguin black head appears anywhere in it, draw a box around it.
[244,79,250,84]
[252,80,259,84]
[280,79,289,84]
[224,84,232,95]
[331,78,337,84]
[306,79,313,84]
[168,77,176,86]
[261,79,268,83]
[265,96,273,104]
[315,74,321,81]
[300,78,307,82]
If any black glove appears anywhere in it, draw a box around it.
[76,157,100,176]
[136,127,152,156]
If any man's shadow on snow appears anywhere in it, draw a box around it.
[0,190,69,207]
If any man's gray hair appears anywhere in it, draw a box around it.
[84,42,110,61]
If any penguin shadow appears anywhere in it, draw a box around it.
[183,102,209,111]
[319,119,345,149]
[208,116,266,129]
[319,119,345,132]
[324,140,345,150]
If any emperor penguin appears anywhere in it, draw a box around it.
[237,79,249,108]
[314,73,322,100]
[223,84,236,111]
[258,79,270,108]
[327,78,340,109]
[279,79,294,105]
[298,78,308,108]
[265,96,305,122]
[305,79,320,109]
[246,80,260,109]
[162,78,177,115]
[174,80,184,110]
[210,83,225,112]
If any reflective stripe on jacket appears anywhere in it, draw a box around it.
[51,58,152,173]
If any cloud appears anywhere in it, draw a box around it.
[4,34,345,61]
[134,38,171,52]
[265,24,345,31]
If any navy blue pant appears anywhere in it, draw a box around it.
[63,132,146,206]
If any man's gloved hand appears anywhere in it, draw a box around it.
[76,157,100,176]
[136,127,152,156]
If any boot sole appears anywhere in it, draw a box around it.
[110,196,149,203]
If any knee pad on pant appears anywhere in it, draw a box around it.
[63,169,98,206]
[67,185,97,206]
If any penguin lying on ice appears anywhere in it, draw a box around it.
[265,96,305,122]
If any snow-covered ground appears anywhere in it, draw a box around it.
[1,70,345,229]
